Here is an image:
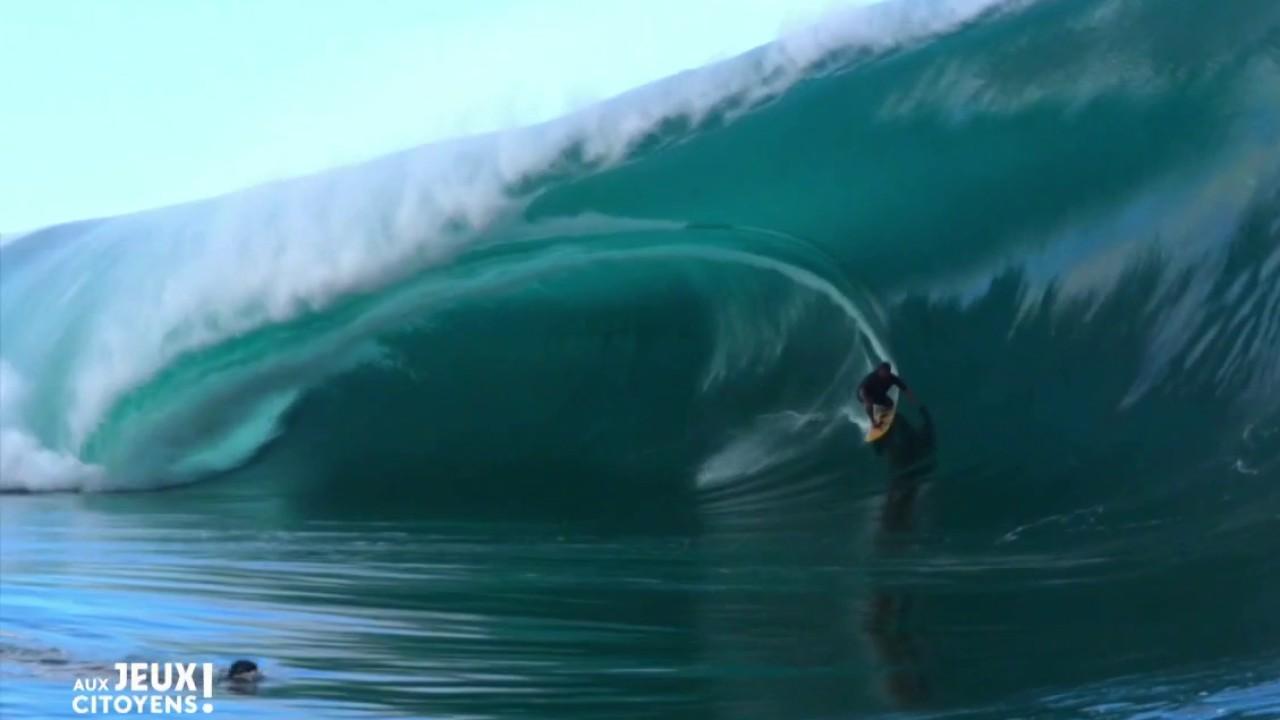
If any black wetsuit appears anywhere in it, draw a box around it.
[859,371,908,408]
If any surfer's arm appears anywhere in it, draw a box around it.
[894,376,920,405]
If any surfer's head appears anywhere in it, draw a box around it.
[877,361,892,377]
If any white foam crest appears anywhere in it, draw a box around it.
[774,0,1014,71]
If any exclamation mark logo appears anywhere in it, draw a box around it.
[202,662,214,714]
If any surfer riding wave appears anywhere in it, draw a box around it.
[858,362,922,429]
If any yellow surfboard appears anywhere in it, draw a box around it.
[865,406,896,443]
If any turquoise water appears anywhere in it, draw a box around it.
[3,0,1280,717]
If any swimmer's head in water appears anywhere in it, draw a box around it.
[877,361,892,377]
[227,660,261,682]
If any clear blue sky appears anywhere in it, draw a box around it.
[1,0,849,233]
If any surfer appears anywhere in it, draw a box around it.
[858,362,921,428]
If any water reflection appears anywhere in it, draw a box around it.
[866,406,937,708]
